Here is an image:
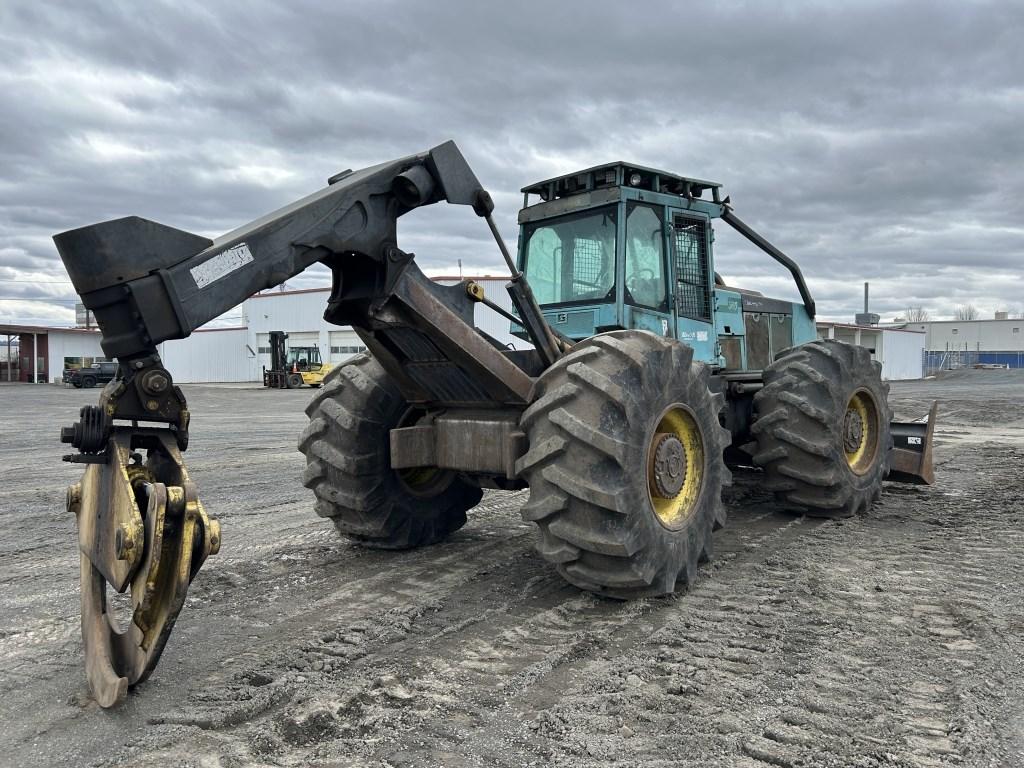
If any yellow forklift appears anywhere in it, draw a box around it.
[263,330,333,388]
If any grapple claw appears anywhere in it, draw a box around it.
[72,428,218,707]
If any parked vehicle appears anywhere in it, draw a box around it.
[263,330,334,388]
[64,361,117,388]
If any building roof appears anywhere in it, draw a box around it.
[889,317,1021,325]
[817,321,924,334]
[0,323,101,335]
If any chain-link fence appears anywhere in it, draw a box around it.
[924,349,1024,374]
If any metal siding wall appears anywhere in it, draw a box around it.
[255,333,271,372]
[47,332,104,382]
[328,330,365,363]
[159,329,256,383]
[879,329,924,380]
[247,291,330,371]
[286,331,321,347]
[919,319,1024,352]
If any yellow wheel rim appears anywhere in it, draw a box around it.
[399,466,438,488]
[844,389,880,474]
[394,407,452,498]
[647,406,705,530]
[397,466,449,497]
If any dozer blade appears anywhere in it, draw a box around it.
[66,428,220,707]
[887,401,938,485]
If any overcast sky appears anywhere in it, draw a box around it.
[1,0,1021,329]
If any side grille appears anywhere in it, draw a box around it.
[673,215,711,321]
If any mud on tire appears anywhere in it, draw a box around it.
[752,339,893,517]
[516,330,731,599]
[298,354,482,549]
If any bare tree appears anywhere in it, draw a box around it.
[953,304,979,321]
[905,306,929,322]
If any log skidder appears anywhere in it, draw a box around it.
[54,141,938,707]
[515,331,731,599]
[752,339,893,517]
[299,354,483,549]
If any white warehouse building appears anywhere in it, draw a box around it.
[158,276,527,383]
[815,322,925,380]
[896,316,1024,370]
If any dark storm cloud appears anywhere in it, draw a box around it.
[1,0,1022,326]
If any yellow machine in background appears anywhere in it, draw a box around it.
[263,331,334,388]
[291,345,334,387]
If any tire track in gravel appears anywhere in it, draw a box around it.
[97,476,814,767]
[526,444,1024,768]
[5,378,1023,768]
[7,501,539,767]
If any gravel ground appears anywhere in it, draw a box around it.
[1,369,1022,768]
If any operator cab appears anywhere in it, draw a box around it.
[514,162,817,372]
[286,345,324,372]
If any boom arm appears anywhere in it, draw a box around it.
[53,141,561,708]
[56,142,498,359]
[55,141,560,457]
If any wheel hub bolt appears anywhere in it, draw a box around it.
[650,432,687,499]
[844,410,864,452]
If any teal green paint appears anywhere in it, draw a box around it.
[713,288,746,368]
[676,317,718,363]
[791,303,816,346]
[512,171,815,372]
[714,290,742,322]
[625,305,672,337]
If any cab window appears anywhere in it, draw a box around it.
[624,202,667,311]
[522,205,617,306]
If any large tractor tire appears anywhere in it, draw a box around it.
[752,339,892,517]
[298,354,482,549]
[516,330,731,599]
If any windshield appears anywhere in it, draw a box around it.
[287,347,321,367]
[522,205,617,306]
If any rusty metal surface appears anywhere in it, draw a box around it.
[391,411,526,479]
[69,428,219,707]
[744,312,770,370]
[389,424,437,468]
[381,266,535,405]
[70,437,145,593]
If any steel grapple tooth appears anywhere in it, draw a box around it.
[75,429,218,707]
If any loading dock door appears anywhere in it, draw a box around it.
[329,330,366,363]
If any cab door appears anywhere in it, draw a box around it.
[667,209,717,362]
[622,200,673,337]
